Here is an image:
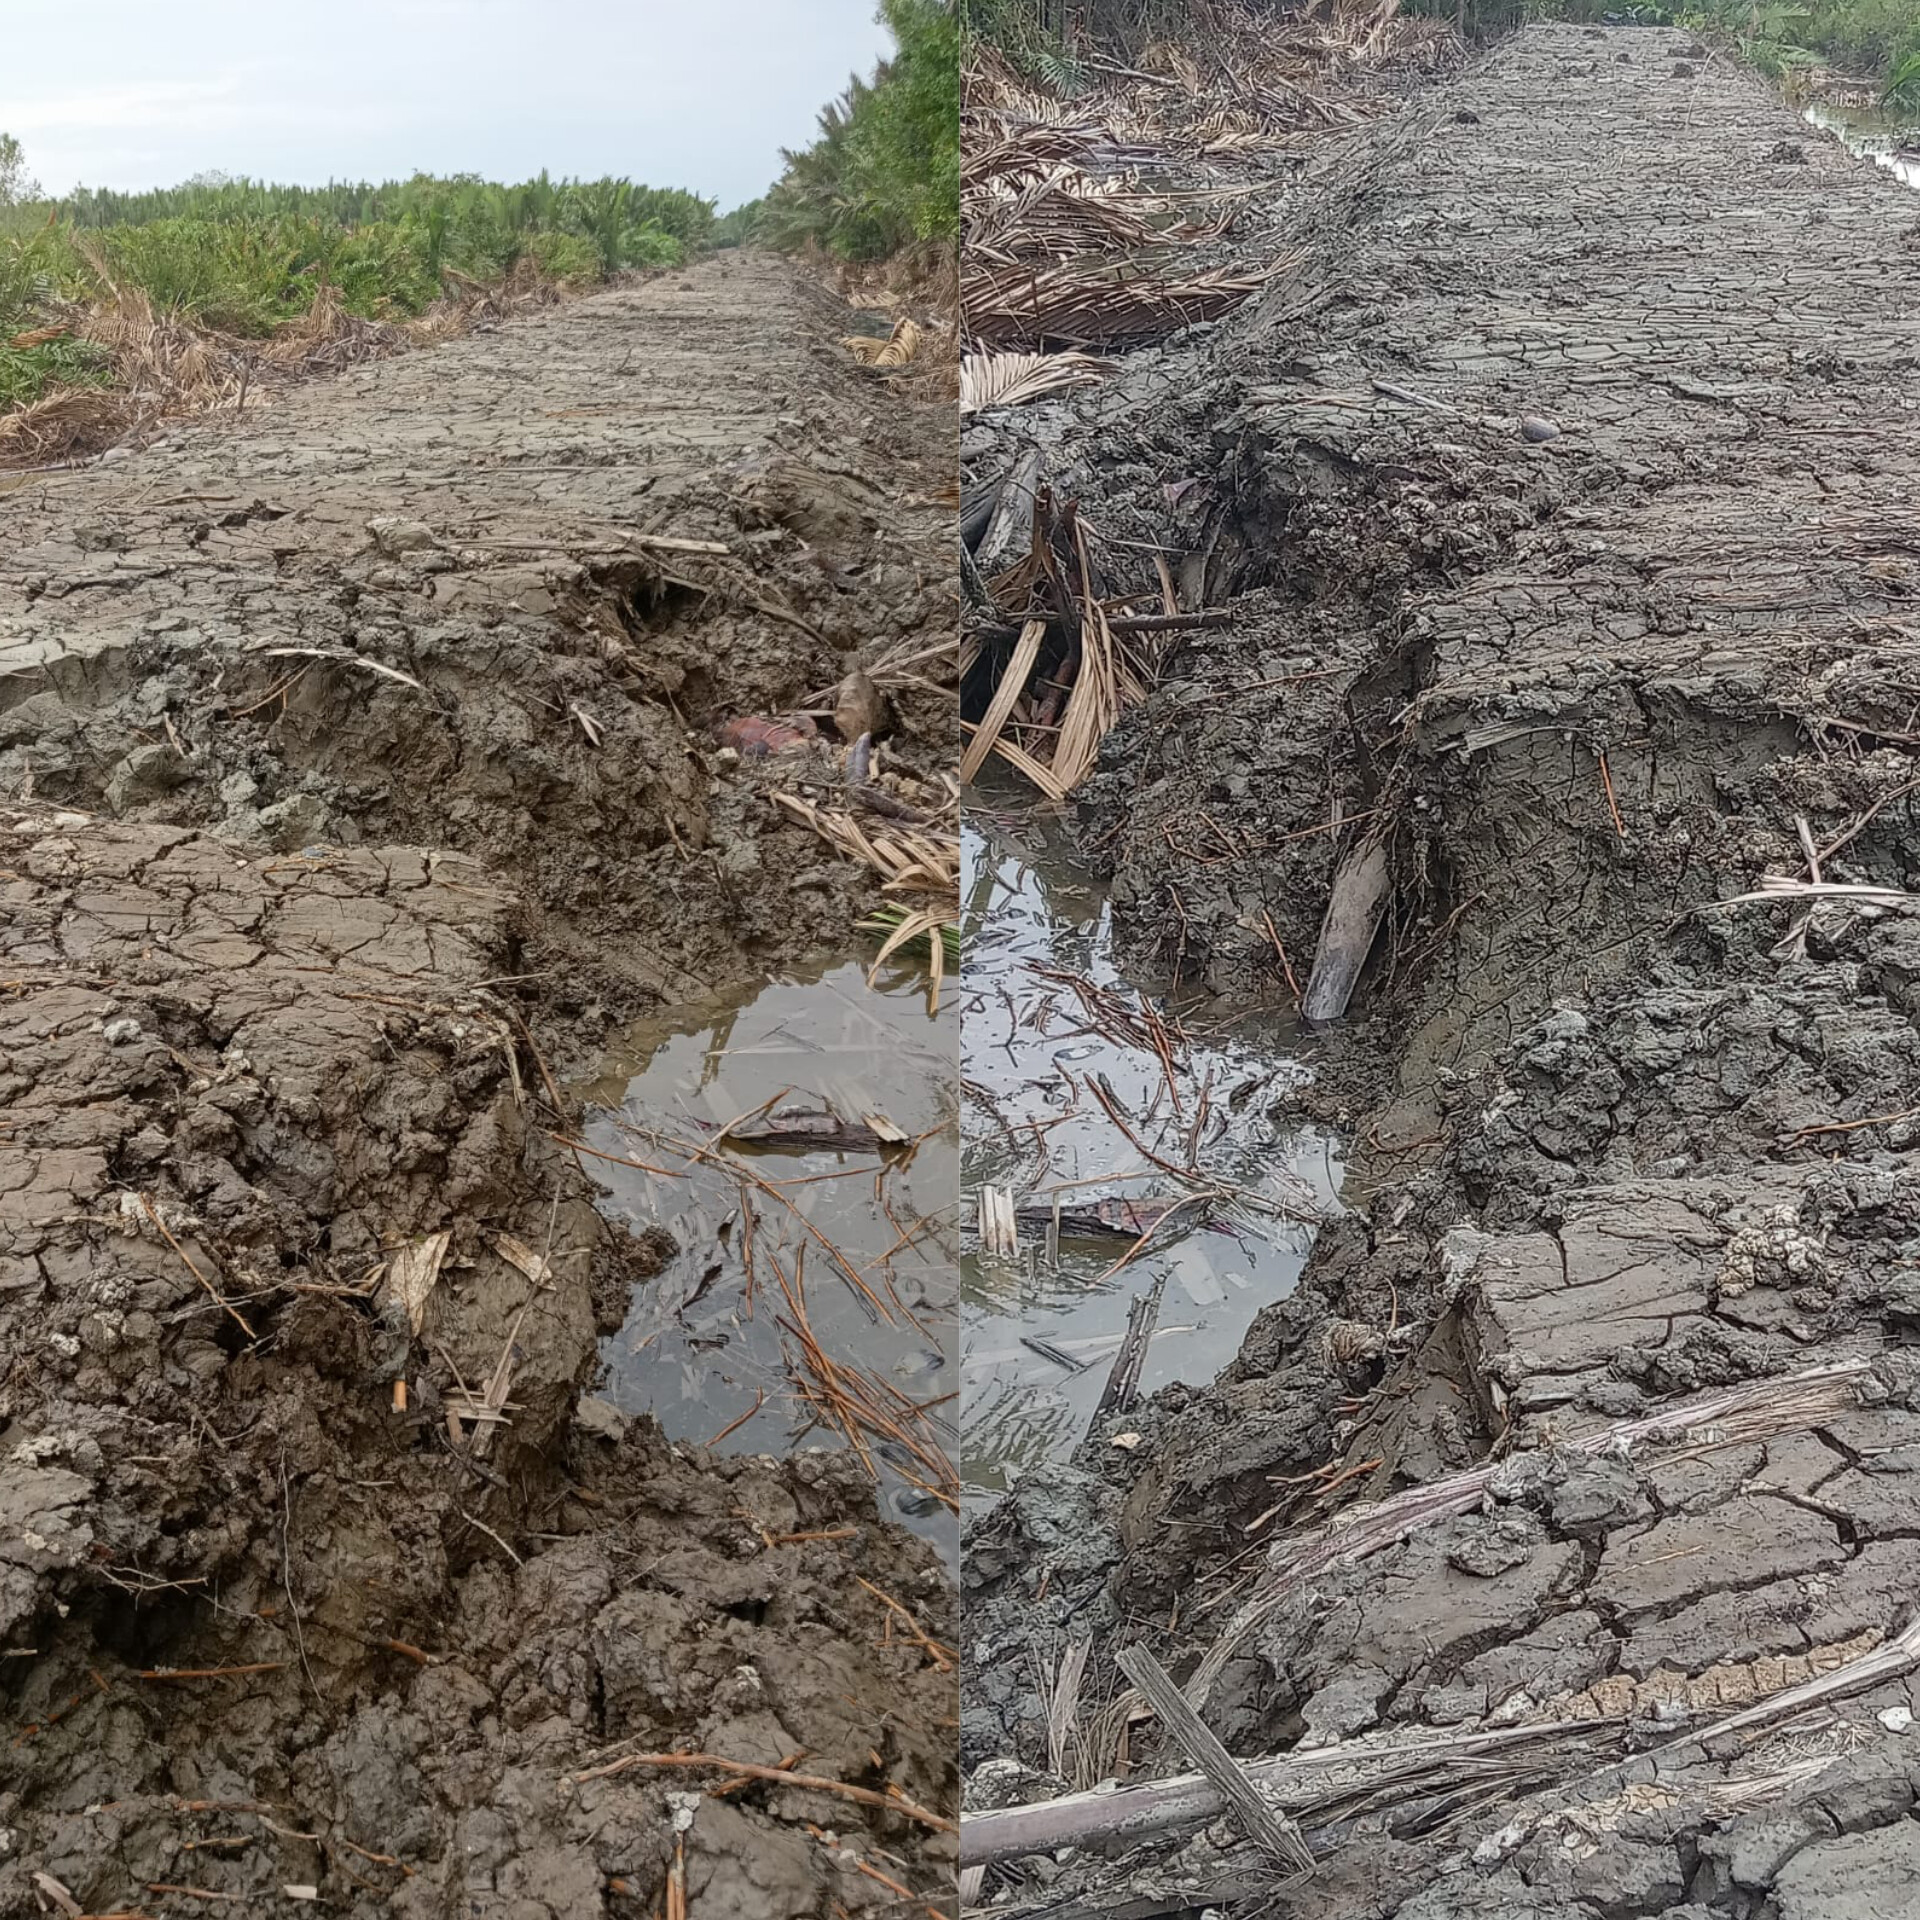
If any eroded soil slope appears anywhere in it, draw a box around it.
[962,29,1920,1920]
[0,255,958,1919]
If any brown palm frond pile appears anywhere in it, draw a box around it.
[960,0,1461,362]
[771,791,959,896]
[78,282,250,407]
[962,483,1170,799]
[0,387,143,464]
[841,314,924,366]
[964,252,1286,352]
[770,787,960,1002]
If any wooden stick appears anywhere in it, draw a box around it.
[569,1751,955,1833]
[1113,1646,1313,1876]
[629,533,730,555]
[854,1576,956,1672]
[1259,907,1301,1006]
[704,1388,765,1449]
[137,1194,257,1340]
[1096,1272,1167,1421]
[135,1664,285,1682]
[1597,748,1627,840]
[960,1714,1612,1867]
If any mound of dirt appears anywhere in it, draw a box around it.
[961,26,1920,1920]
[1,254,957,1918]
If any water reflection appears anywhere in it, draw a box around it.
[1804,100,1920,189]
[960,803,1344,1512]
[577,956,958,1547]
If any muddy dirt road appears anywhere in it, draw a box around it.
[0,255,958,1919]
[962,27,1920,1920]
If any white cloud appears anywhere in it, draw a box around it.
[0,78,249,133]
[0,1,894,206]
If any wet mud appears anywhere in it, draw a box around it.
[962,27,1920,1919]
[0,255,958,1918]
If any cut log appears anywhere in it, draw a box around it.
[977,447,1043,574]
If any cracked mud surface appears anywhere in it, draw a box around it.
[961,28,1920,1920]
[0,256,958,1918]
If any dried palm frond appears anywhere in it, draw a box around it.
[966,169,1169,262]
[865,901,961,967]
[841,315,922,367]
[862,903,954,1009]
[962,487,1173,800]
[770,792,959,895]
[0,387,142,464]
[963,255,1286,352]
[961,350,1105,416]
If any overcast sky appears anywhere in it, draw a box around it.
[0,0,893,209]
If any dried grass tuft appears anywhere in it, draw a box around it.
[0,251,583,470]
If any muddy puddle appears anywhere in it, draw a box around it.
[960,797,1345,1513]
[1805,99,1920,187]
[574,956,960,1548]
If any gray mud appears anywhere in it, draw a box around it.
[0,255,958,1918]
[961,27,1920,1920]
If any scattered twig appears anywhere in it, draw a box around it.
[1114,1644,1314,1876]
[136,1193,256,1340]
[568,1751,956,1833]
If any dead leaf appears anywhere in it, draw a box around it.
[842,316,921,369]
[31,1874,82,1918]
[490,1232,554,1289]
[385,1230,451,1336]
[960,350,1105,415]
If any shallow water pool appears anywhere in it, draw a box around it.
[960,805,1344,1514]
[575,955,958,1547]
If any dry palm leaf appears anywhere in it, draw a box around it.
[960,618,1046,782]
[770,791,959,894]
[961,349,1106,416]
[867,904,950,1011]
[841,315,922,368]
[873,316,922,367]
[0,387,143,466]
[384,1230,452,1336]
[963,256,1282,352]
[966,171,1168,262]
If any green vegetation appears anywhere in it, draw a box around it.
[1394,0,1918,94]
[0,162,715,414]
[744,0,960,260]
